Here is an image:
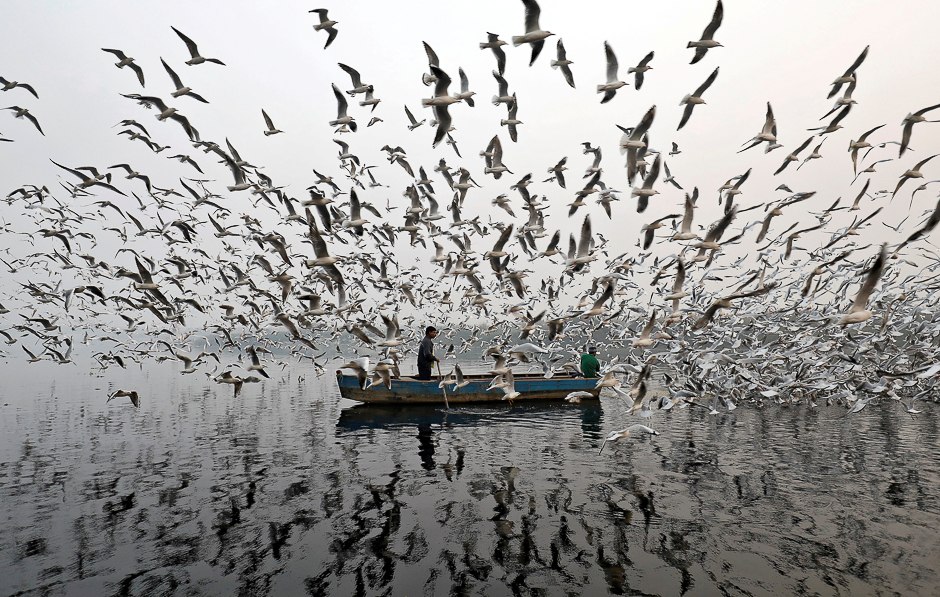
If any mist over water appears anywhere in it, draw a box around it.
[2,360,938,596]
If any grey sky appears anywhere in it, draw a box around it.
[2,0,940,335]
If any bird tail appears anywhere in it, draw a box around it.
[511,36,525,47]
[596,85,606,93]
[551,61,559,70]
[619,133,630,155]
[686,41,695,48]
[680,94,691,105]
[492,95,500,106]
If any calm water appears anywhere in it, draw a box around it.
[2,361,939,597]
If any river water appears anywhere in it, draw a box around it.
[1,360,939,596]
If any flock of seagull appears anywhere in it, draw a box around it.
[2,1,940,441]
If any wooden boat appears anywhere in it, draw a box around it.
[336,371,601,404]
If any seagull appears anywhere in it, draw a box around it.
[309,9,338,49]
[687,0,723,64]
[619,105,656,184]
[598,424,658,455]
[671,190,699,241]
[480,32,508,75]
[171,27,226,65]
[627,51,654,90]
[0,76,38,98]
[678,67,718,130]
[828,45,869,99]
[642,213,680,249]
[899,103,940,157]
[774,136,813,175]
[3,106,43,135]
[107,389,140,408]
[848,124,885,174]
[453,67,476,106]
[120,94,199,140]
[633,154,662,213]
[597,42,627,104]
[838,244,887,326]
[404,104,425,130]
[738,102,777,153]
[246,346,270,378]
[424,65,458,147]
[160,58,208,102]
[551,39,575,88]
[101,48,145,87]
[512,0,554,66]
[262,109,283,136]
[547,156,568,188]
[329,83,357,131]
[338,63,370,95]
[892,154,938,199]
[809,104,851,135]
[501,99,522,142]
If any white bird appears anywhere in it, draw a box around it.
[837,244,887,326]
[598,424,658,454]
[171,27,226,65]
[309,9,338,48]
[261,109,283,136]
[329,83,357,131]
[512,0,554,66]
[678,67,719,130]
[597,42,627,104]
[627,51,654,89]
[101,48,145,87]
[688,0,724,64]
[551,38,575,88]
[160,58,208,102]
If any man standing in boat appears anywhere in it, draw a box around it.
[417,326,440,380]
[581,346,600,378]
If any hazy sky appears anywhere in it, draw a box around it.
[3,0,940,331]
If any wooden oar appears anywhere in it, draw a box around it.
[437,361,450,409]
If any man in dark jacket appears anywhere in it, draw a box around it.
[417,326,439,380]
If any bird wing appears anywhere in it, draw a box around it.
[850,244,887,313]
[522,0,542,33]
[677,103,696,131]
[423,41,440,67]
[338,62,362,88]
[127,62,145,87]
[693,66,720,97]
[432,105,451,147]
[332,83,348,118]
[604,42,619,82]
[262,109,276,130]
[101,48,128,60]
[701,0,723,40]
[431,65,451,97]
[161,58,184,89]
[171,27,200,58]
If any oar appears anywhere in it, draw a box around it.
[437,361,450,409]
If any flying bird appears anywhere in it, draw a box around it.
[688,0,723,64]
[101,48,145,87]
[309,9,338,48]
[512,0,554,66]
[551,39,575,88]
[678,67,718,130]
[171,26,226,65]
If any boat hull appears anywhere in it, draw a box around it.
[336,372,601,404]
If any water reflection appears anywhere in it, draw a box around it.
[0,363,938,596]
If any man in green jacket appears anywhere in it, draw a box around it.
[581,346,600,378]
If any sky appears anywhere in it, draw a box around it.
[2,0,940,345]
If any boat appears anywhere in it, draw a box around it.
[335,370,602,404]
